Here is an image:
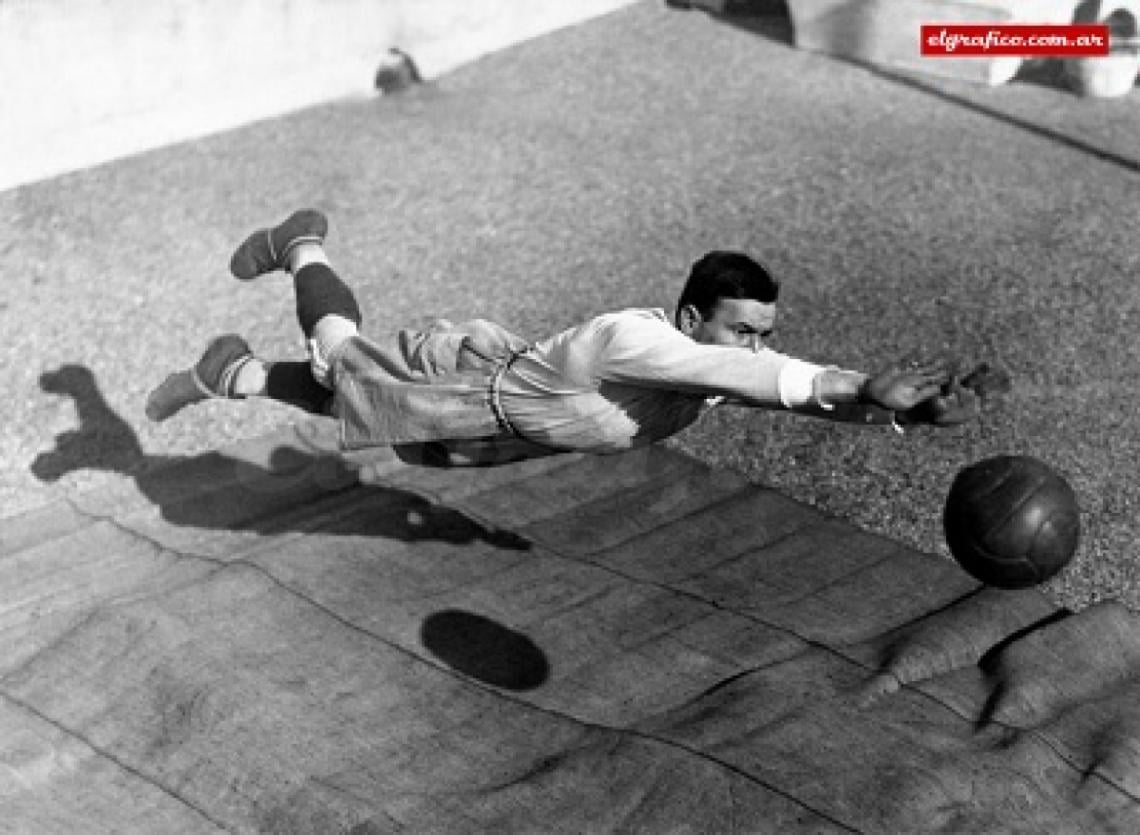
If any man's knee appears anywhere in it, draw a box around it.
[308,314,359,387]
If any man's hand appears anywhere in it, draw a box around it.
[901,362,1012,426]
[860,363,951,412]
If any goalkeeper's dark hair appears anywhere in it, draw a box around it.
[676,251,779,325]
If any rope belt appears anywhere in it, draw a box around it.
[489,347,531,438]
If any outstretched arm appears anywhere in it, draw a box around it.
[592,312,996,428]
[814,363,947,410]
[595,315,956,416]
[794,362,1002,429]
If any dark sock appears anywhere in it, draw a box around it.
[265,361,335,415]
[294,263,363,339]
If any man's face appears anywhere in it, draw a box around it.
[680,298,777,351]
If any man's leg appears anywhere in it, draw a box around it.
[147,209,361,421]
[146,343,334,421]
[284,242,364,385]
[227,208,361,352]
[234,209,364,393]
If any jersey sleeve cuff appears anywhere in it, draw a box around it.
[777,358,831,409]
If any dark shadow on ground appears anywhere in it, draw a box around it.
[32,364,530,550]
[421,609,551,691]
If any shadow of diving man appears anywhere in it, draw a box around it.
[32,363,529,549]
